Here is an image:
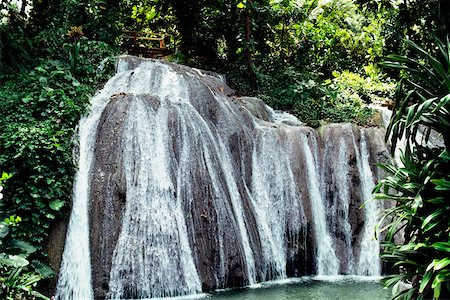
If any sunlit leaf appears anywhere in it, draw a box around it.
[49,199,65,211]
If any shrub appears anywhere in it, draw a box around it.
[0,35,117,257]
[375,37,450,300]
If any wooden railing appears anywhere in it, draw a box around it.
[120,30,173,58]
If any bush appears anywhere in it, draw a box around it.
[375,37,450,300]
[249,61,376,126]
[0,34,117,257]
[330,65,395,103]
[0,175,53,300]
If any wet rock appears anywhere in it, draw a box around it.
[89,94,133,299]
[56,56,392,299]
[46,218,68,295]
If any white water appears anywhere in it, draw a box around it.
[107,99,202,298]
[196,109,258,286]
[299,133,340,275]
[57,57,387,299]
[56,71,132,300]
[337,135,356,274]
[57,61,204,299]
[355,130,381,276]
[376,106,406,167]
[250,129,302,280]
[106,61,257,296]
[265,105,303,126]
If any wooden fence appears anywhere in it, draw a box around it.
[121,30,173,58]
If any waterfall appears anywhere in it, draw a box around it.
[299,133,340,275]
[355,130,381,276]
[250,128,302,281]
[56,71,131,299]
[107,99,202,298]
[56,56,389,299]
[336,136,356,274]
[322,125,356,274]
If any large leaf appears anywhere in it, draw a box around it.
[434,258,450,271]
[9,239,37,255]
[419,269,433,293]
[0,253,29,268]
[32,260,55,279]
[432,242,450,253]
[421,209,443,232]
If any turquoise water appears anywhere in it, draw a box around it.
[206,276,390,300]
[127,276,391,300]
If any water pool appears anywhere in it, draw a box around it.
[206,276,390,300]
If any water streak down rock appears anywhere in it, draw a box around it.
[56,56,390,300]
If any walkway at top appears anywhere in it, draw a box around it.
[121,30,173,58]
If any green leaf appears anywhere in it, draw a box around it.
[383,274,404,287]
[421,209,443,231]
[433,281,441,299]
[1,172,12,182]
[49,199,65,211]
[34,66,46,73]
[411,194,423,214]
[45,213,55,219]
[434,258,450,271]
[432,242,450,253]
[0,254,29,268]
[419,269,433,293]
[237,2,245,9]
[9,239,37,255]
[31,290,51,300]
[431,178,450,191]
[32,260,55,279]
[393,260,419,267]
[0,222,10,239]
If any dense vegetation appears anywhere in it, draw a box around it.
[375,38,450,299]
[0,0,449,298]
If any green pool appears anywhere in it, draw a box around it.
[206,276,391,300]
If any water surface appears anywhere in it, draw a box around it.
[207,276,390,300]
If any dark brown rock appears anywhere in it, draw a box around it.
[55,57,393,298]
[46,218,68,296]
[89,94,132,299]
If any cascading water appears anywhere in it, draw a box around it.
[56,56,389,299]
[250,128,302,281]
[107,99,202,298]
[322,125,356,274]
[299,133,340,276]
[56,72,131,299]
[355,130,381,276]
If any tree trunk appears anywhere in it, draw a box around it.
[244,0,257,90]
[438,0,450,40]
[20,0,27,17]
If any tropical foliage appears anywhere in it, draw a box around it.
[0,174,53,299]
[0,0,449,298]
[375,37,450,299]
[1,3,118,296]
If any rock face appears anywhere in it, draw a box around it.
[55,56,391,300]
